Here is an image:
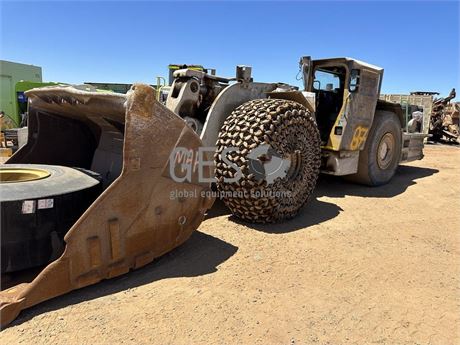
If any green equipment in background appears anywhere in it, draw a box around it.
[0,60,59,127]
[15,81,60,126]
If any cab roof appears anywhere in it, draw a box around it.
[313,57,383,72]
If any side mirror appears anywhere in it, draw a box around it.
[349,69,360,92]
[313,80,321,90]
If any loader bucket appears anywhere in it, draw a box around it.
[0,84,214,327]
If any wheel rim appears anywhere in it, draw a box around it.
[0,167,51,183]
[377,132,395,170]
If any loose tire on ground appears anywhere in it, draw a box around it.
[1,164,102,273]
[214,99,321,223]
[346,110,402,186]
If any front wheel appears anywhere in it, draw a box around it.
[214,99,321,223]
[346,110,402,186]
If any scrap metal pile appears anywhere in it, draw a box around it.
[428,88,459,143]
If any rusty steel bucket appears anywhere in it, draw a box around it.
[0,84,214,327]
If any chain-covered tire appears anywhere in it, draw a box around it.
[214,99,321,223]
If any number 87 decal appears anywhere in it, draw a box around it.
[350,126,368,150]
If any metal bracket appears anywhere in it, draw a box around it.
[236,65,252,87]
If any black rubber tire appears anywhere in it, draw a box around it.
[1,164,101,201]
[1,164,102,273]
[346,110,402,186]
[214,99,321,223]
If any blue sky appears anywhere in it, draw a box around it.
[1,1,459,96]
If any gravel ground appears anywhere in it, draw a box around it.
[1,144,459,345]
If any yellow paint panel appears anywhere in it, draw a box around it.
[350,126,369,150]
[327,90,350,151]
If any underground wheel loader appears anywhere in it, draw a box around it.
[166,57,427,221]
[0,56,427,327]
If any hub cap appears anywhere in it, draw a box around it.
[377,132,395,170]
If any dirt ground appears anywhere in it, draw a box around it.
[1,144,459,345]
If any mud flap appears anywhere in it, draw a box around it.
[0,84,214,327]
[400,132,429,163]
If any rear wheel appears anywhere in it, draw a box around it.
[347,110,402,186]
[214,99,321,223]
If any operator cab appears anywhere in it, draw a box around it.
[301,56,383,152]
[312,66,346,143]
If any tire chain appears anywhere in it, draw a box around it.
[214,99,321,223]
